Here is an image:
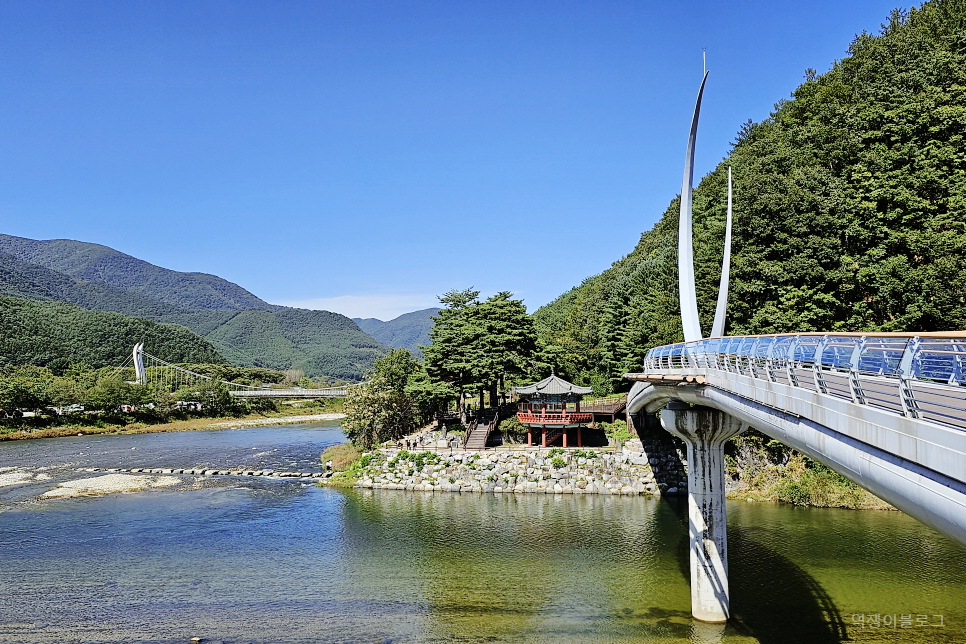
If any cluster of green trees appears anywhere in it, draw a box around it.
[535,0,966,393]
[343,290,541,448]
[423,290,538,414]
[0,296,225,369]
[0,363,289,428]
[341,349,451,448]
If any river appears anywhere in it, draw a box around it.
[1,421,964,643]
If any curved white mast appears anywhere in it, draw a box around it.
[133,342,146,385]
[679,70,709,342]
[711,166,733,338]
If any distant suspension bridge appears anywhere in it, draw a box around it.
[121,343,359,398]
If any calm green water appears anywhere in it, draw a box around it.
[1,423,964,643]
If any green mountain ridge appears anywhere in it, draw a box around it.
[0,233,273,311]
[0,236,386,379]
[0,251,200,319]
[353,308,441,357]
[534,0,966,391]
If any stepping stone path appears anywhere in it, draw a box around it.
[80,467,331,479]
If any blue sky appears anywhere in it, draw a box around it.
[0,0,907,320]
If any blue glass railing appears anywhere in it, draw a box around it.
[639,334,966,427]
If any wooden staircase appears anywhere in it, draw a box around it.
[542,426,564,446]
[463,406,511,450]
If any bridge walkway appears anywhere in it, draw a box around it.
[627,333,966,548]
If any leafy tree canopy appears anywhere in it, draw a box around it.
[423,289,537,405]
[534,0,966,390]
[342,348,451,449]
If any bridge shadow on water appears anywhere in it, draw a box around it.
[665,498,848,644]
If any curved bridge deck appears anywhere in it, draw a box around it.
[627,333,966,547]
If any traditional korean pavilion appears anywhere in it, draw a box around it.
[515,373,594,447]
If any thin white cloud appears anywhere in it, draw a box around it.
[274,294,440,321]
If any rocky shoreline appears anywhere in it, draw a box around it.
[353,438,690,496]
[79,466,327,479]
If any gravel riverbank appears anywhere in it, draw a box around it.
[0,413,346,442]
[208,413,345,428]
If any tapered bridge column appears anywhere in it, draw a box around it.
[661,401,745,623]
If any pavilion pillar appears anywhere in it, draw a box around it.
[527,429,533,446]
[563,430,568,448]
[661,401,746,623]
[577,426,582,447]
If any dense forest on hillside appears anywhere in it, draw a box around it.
[0,237,387,379]
[0,296,225,369]
[0,251,199,319]
[0,234,273,311]
[354,308,441,357]
[203,308,385,381]
[535,0,966,393]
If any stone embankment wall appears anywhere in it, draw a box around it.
[355,433,690,496]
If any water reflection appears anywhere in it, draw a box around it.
[662,497,845,644]
[340,490,966,644]
[342,490,696,642]
[728,527,847,644]
[1,426,964,643]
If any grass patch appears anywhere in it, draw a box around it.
[321,443,361,471]
[724,439,893,510]
[319,445,382,489]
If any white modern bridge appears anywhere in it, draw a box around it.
[635,65,966,624]
[129,343,357,398]
[627,334,966,621]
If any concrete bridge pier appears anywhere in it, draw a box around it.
[661,401,746,623]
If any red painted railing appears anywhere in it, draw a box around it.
[517,411,594,425]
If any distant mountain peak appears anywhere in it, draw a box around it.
[0,232,387,379]
[0,233,272,311]
[353,307,441,357]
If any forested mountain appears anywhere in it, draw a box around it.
[0,234,273,311]
[0,251,196,319]
[0,296,224,369]
[353,308,441,357]
[0,236,386,379]
[206,308,385,381]
[534,0,966,393]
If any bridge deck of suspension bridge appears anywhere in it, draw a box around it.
[129,343,358,398]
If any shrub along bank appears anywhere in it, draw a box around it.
[725,430,893,510]
[328,446,676,496]
[326,425,894,510]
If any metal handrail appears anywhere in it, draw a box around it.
[640,334,966,426]
[581,394,628,413]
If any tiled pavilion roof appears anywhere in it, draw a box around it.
[514,373,592,396]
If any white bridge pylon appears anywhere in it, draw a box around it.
[131,344,358,398]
